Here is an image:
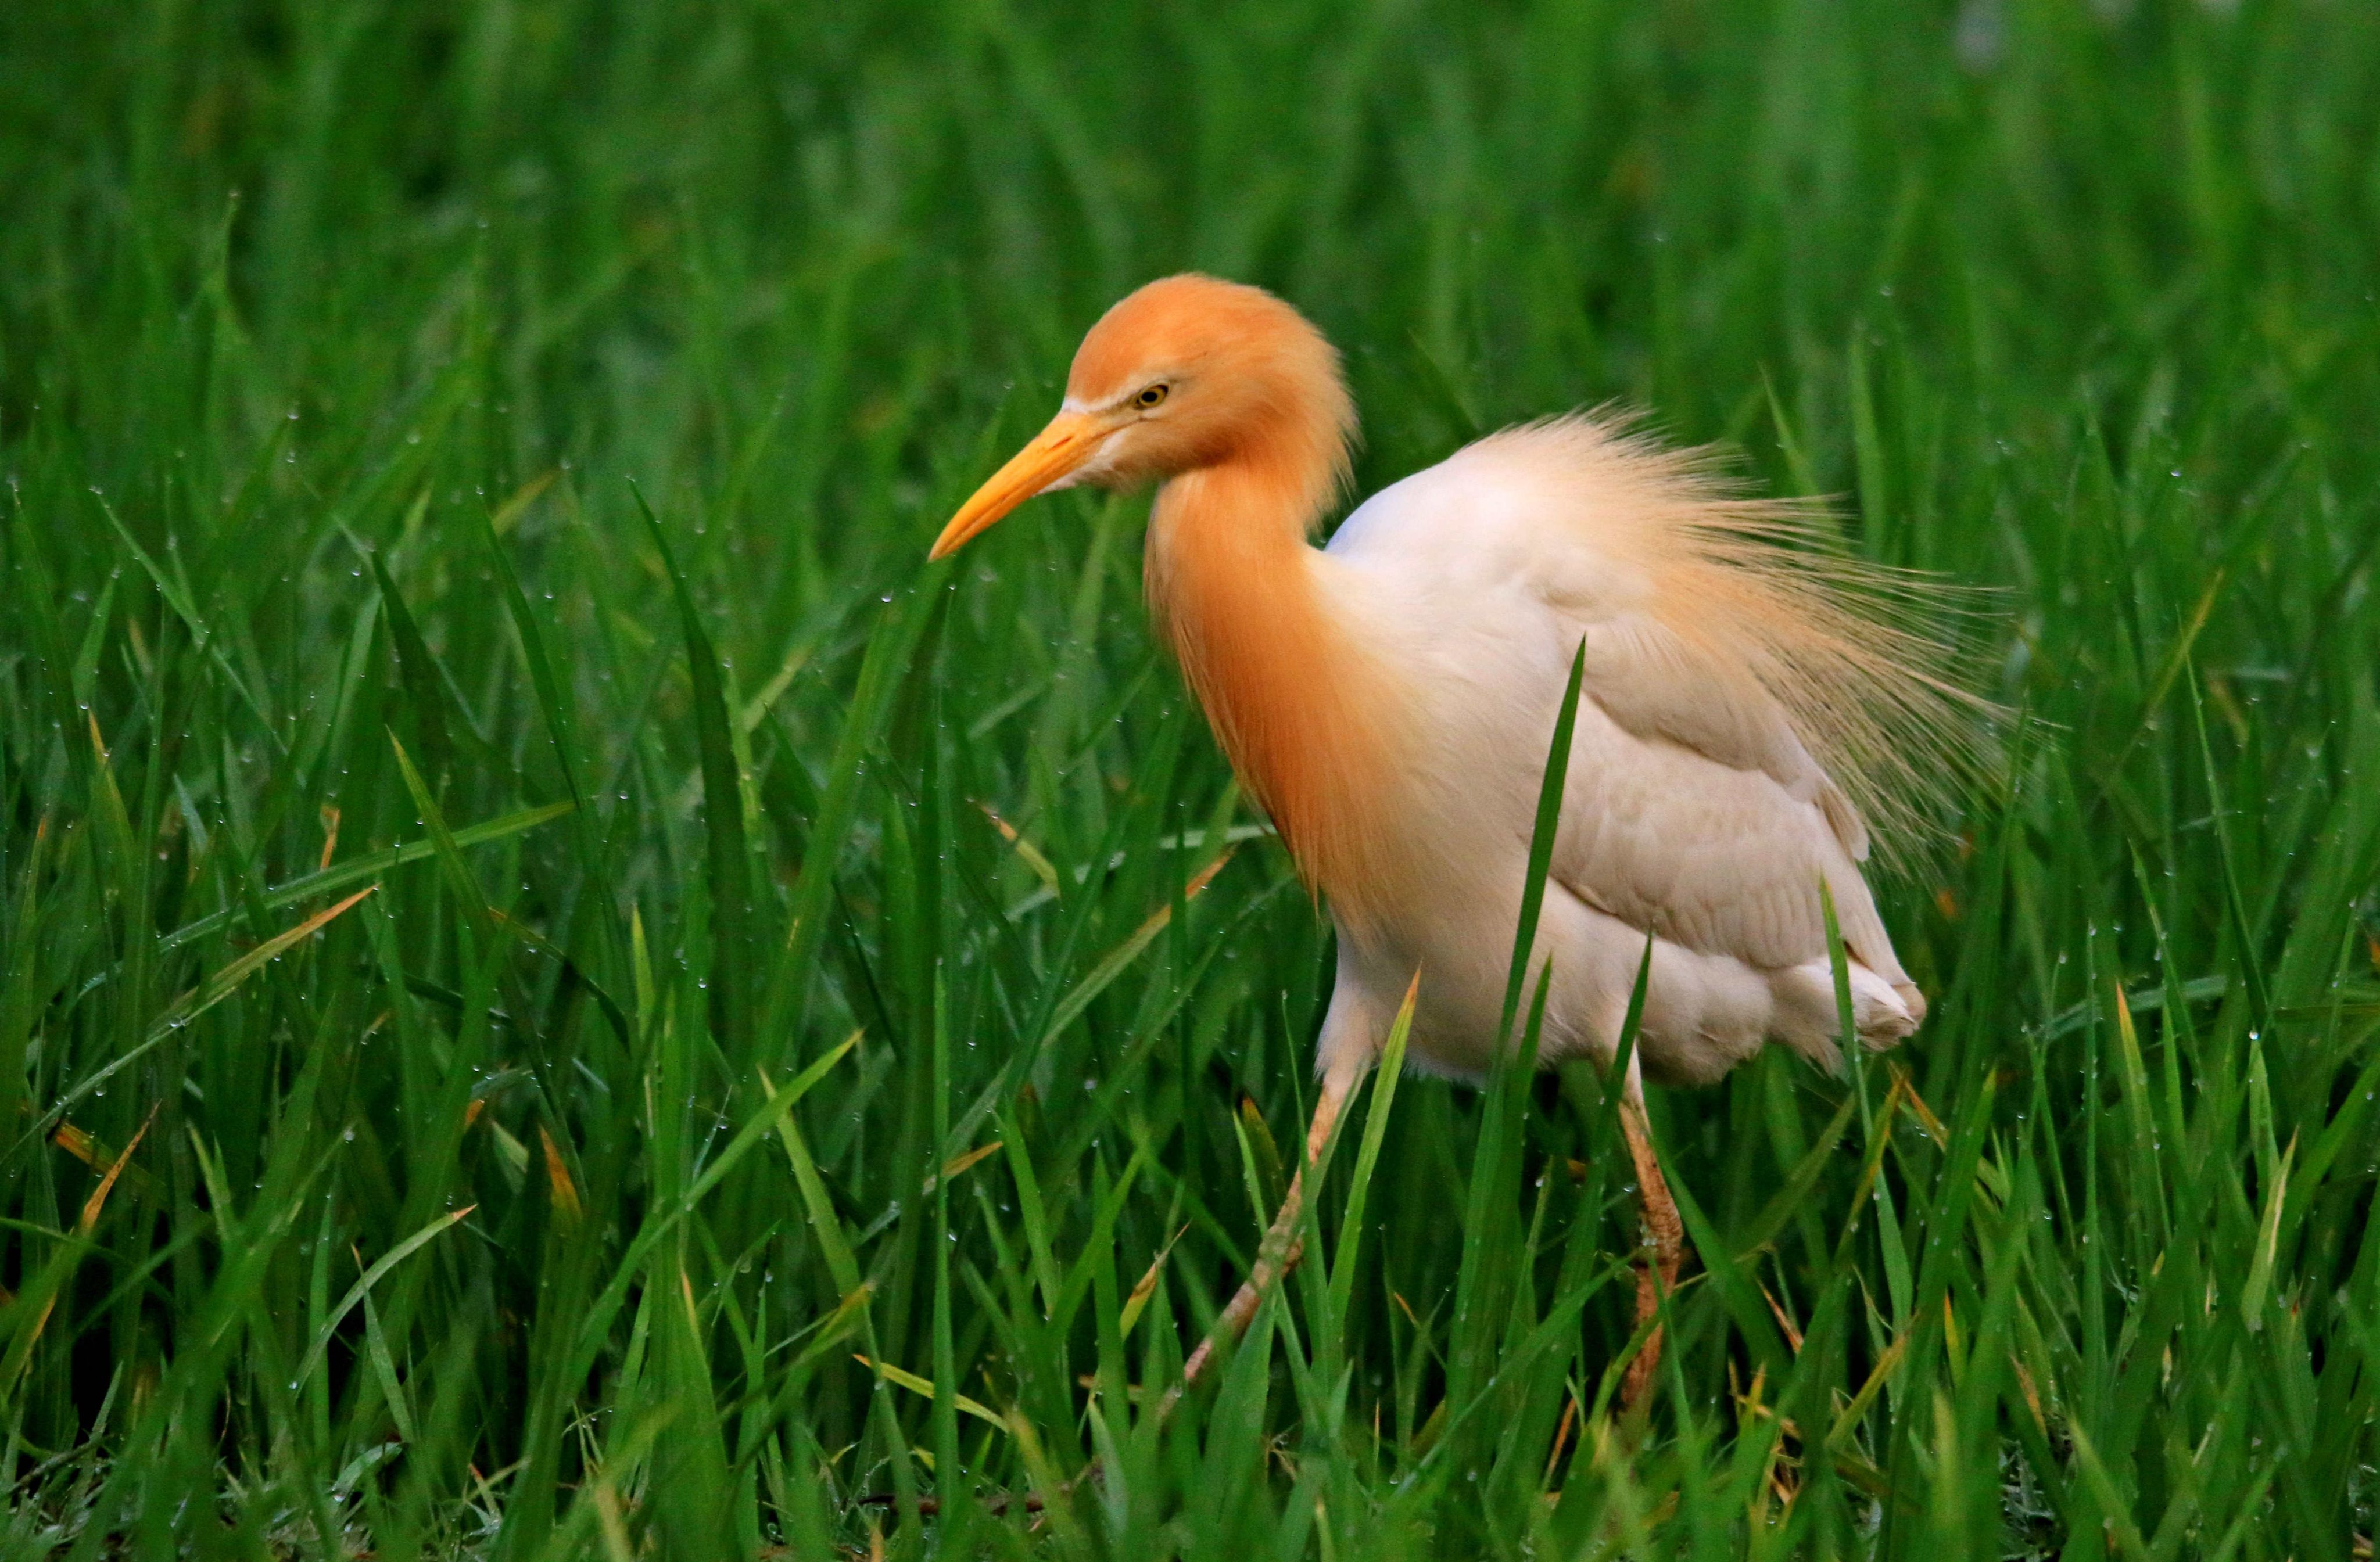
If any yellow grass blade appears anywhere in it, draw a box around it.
[853,1354,1007,1431]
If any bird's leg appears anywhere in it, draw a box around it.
[1177,1058,1361,1394]
[1618,1062,1686,1409]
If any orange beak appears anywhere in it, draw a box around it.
[929,410,1112,561]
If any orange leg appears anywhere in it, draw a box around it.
[1618,1075,1685,1409]
[1175,1061,1361,1396]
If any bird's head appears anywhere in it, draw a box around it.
[929,274,1354,561]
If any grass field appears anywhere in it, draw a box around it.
[5,0,2379,1556]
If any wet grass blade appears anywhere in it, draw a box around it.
[631,483,755,1056]
[156,802,574,953]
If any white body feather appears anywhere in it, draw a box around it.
[1309,420,1927,1087]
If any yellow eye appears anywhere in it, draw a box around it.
[1134,383,1170,409]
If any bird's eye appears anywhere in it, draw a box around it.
[1134,383,1170,409]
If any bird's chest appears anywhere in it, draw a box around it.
[1331,566,1572,855]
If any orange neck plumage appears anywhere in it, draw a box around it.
[1144,451,1399,939]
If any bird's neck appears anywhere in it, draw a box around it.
[1145,453,1399,935]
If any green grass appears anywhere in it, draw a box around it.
[3,0,2378,1555]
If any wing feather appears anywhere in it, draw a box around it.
[1421,411,1986,980]
[1573,612,1870,861]
[1479,412,1986,867]
[1324,410,1983,989]
[1551,698,1904,978]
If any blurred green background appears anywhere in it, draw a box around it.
[2,1,2378,1556]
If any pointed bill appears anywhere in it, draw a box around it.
[929,410,1110,561]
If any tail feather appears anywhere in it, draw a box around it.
[1772,958,1923,1073]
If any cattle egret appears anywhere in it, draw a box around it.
[932,275,1976,1406]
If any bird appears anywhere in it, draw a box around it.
[929,274,1976,1406]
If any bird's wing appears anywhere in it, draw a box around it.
[1332,420,1908,980]
[1549,684,1902,978]
[1561,608,1871,863]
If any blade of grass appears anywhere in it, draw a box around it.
[630,483,754,1057]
